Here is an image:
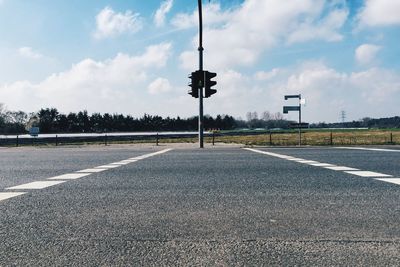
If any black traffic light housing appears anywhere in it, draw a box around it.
[188,70,203,98]
[204,71,217,98]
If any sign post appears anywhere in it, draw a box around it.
[283,94,305,146]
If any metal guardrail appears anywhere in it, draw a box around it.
[0,131,398,147]
[0,132,204,147]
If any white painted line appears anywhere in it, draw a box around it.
[118,160,138,163]
[297,160,319,164]
[131,149,174,160]
[310,163,336,167]
[324,166,359,171]
[345,171,392,177]
[243,147,399,185]
[6,181,66,190]
[0,192,26,202]
[76,168,107,173]
[96,165,120,169]
[275,155,295,159]
[375,178,400,185]
[48,173,91,180]
[109,162,130,165]
[335,147,400,153]
[131,157,146,160]
[243,148,283,158]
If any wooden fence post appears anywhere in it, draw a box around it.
[330,132,333,146]
[16,135,19,147]
[156,133,159,146]
[269,132,272,146]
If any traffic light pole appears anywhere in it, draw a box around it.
[197,0,204,148]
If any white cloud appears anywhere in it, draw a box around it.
[254,69,280,80]
[171,3,232,29]
[357,0,400,27]
[198,62,400,122]
[0,43,172,113]
[18,47,43,59]
[177,0,349,70]
[287,8,348,44]
[148,77,172,94]
[154,0,173,27]
[94,6,142,39]
[280,62,400,121]
[355,44,381,65]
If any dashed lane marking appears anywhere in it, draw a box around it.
[324,166,359,171]
[310,163,335,167]
[118,160,138,163]
[48,173,91,180]
[6,181,66,190]
[244,148,397,186]
[335,147,400,153]
[1,148,174,202]
[95,165,120,169]
[0,192,26,202]
[77,168,107,173]
[297,160,319,164]
[345,171,392,177]
[375,178,400,185]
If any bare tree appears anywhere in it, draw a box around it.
[261,111,271,121]
[0,103,5,115]
[273,112,283,121]
[252,111,258,120]
[246,112,252,122]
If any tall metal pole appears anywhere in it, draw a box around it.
[197,0,204,148]
[298,94,302,146]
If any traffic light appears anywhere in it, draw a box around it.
[188,70,203,98]
[204,71,217,98]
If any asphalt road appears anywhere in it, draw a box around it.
[1,144,400,266]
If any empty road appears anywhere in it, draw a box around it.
[1,144,400,266]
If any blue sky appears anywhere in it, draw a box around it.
[0,0,400,122]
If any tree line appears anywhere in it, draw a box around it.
[2,103,398,135]
[0,105,239,134]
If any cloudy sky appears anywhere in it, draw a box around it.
[0,0,399,123]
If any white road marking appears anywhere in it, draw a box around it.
[345,171,392,177]
[48,173,91,180]
[1,148,174,201]
[310,163,335,167]
[77,168,107,173]
[335,147,400,153]
[324,166,359,171]
[0,192,26,202]
[243,147,398,185]
[96,165,119,169]
[297,160,319,164]
[6,181,65,190]
[118,160,138,163]
[375,178,400,185]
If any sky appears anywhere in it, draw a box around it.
[0,0,399,123]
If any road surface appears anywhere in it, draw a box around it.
[1,144,400,265]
